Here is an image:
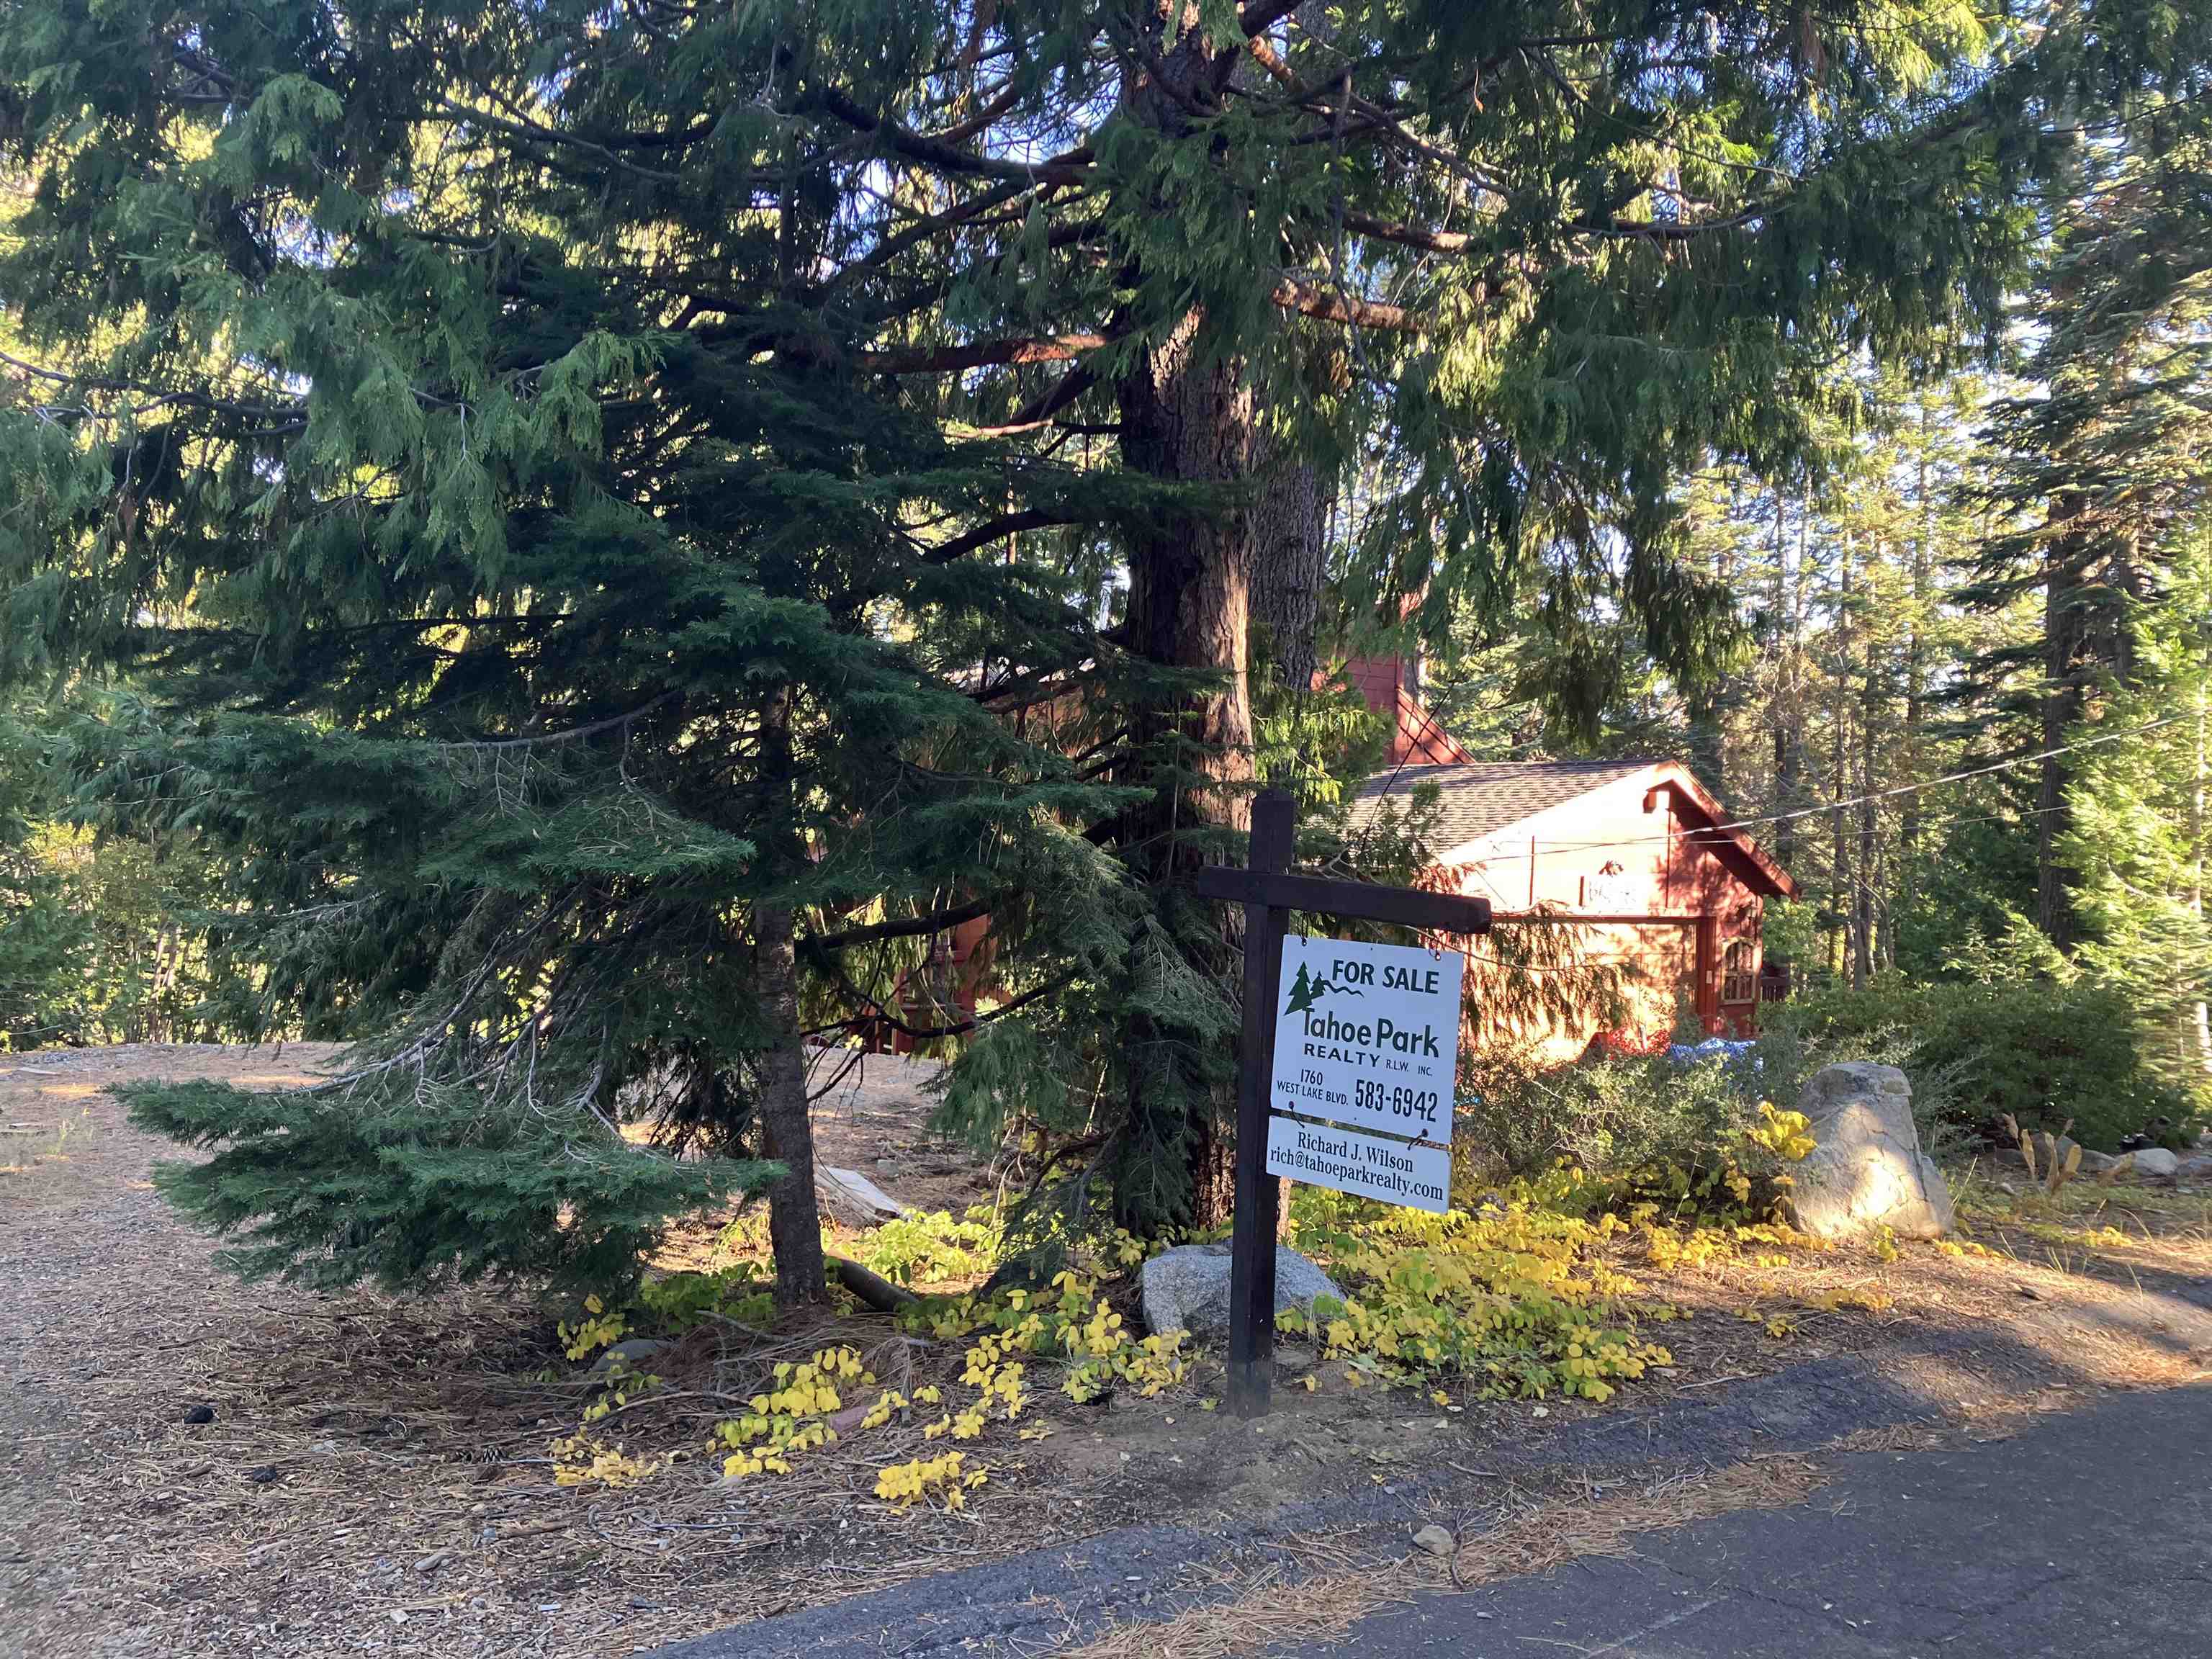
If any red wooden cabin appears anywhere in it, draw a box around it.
[1353,724,1797,1057]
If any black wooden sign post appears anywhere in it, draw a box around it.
[1195,787,1493,1417]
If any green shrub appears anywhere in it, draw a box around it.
[634,1264,775,1333]
[1910,979,2197,1151]
[856,1208,1003,1287]
[1456,1047,1811,1222]
[1748,983,1970,1159]
[1764,976,2198,1152]
[1458,1048,1753,1185]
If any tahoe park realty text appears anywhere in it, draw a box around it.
[1295,1006,1443,1069]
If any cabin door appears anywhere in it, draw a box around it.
[1693,916,1719,1035]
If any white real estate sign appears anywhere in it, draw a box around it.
[1264,935,1464,1215]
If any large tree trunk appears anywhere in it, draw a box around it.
[1115,316,1258,1231]
[1116,7,1259,831]
[1830,530,1854,980]
[754,900,827,1308]
[1118,313,1259,827]
[1771,493,1804,877]
[1109,13,1266,1231]
[1899,412,1933,911]
[1249,441,1327,691]
[1856,608,1879,990]
[2193,683,2211,1077]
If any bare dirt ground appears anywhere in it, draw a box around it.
[0,1043,1019,1659]
[4,1045,2209,1659]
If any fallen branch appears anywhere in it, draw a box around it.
[828,1254,920,1312]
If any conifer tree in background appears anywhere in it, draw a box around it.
[2021,117,2212,1084]
[2064,537,2212,1090]
[1965,115,2212,950]
[0,695,79,1046]
[800,0,2211,1224]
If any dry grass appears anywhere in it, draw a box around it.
[1052,1534,1409,1659]
[1444,1455,1826,1588]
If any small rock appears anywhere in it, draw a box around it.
[246,1465,281,1484]
[310,1439,338,1455]
[415,1550,449,1574]
[1138,1244,1344,1341]
[1411,1524,1455,1557]
[588,1337,668,1377]
[2131,1147,2180,1179]
[181,1403,215,1426]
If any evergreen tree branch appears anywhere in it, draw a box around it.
[805,83,1092,185]
[860,335,1111,373]
[806,897,992,953]
[912,509,1082,564]
[1271,281,1426,333]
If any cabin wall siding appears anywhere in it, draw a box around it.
[1434,775,1770,1061]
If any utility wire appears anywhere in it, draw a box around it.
[1401,711,2191,861]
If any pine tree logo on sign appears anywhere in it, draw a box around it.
[1282,959,1364,1017]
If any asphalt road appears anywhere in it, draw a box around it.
[1289,1382,2212,1659]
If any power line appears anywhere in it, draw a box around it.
[1412,711,2191,862]
[1702,711,2192,842]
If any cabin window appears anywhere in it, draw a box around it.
[1720,938,1756,1005]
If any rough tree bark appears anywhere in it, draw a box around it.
[1118,313,1259,822]
[1246,0,1337,697]
[1115,313,1257,1231]
[754,900,828,1308]
[1771,493,1804,877]
[1856,579,1879,987]
[1249,431,1327,691]
[1115,6,1261,835]
[1900,428,1931,913]
[752,683,827,1307]
[1110,12,1267,1228]
[1831,529,1854,980]
[2193,683,2211,1076]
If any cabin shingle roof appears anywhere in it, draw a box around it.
[1352,760,1655,850]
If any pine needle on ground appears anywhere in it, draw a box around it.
[1058,1455,1827,1659]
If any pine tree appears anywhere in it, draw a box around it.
[7,0,2211,1267]
[1964,115,2212,948]
[2063,534,2212,1095]
[0,0,1127,1298]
